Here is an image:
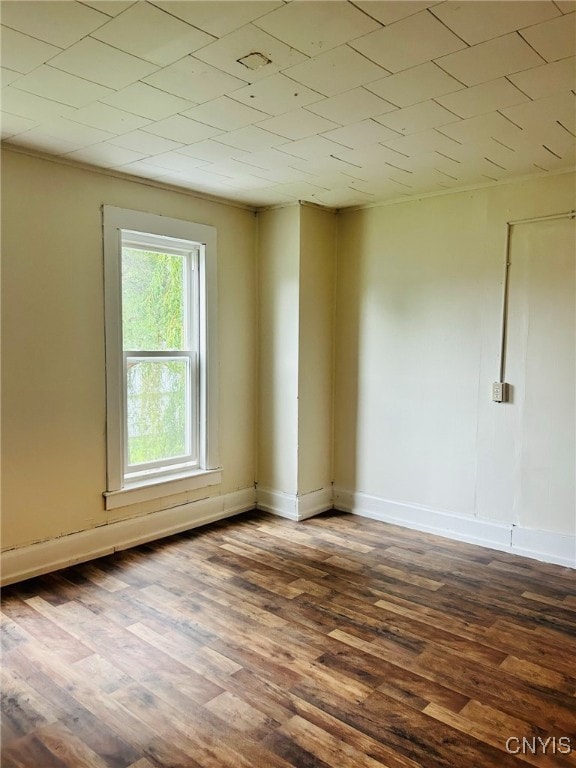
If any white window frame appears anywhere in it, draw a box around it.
[102,207,220,509]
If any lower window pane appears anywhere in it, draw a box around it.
[126,359,190,466]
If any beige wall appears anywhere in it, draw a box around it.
[257,205,300,496]
[257,204,336,510]
[334,173,576,541]
[1,149,257,550]
[2,147,573,569]
[298,205,336,496]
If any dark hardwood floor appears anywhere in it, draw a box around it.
[1,510,575,768]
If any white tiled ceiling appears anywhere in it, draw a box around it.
[91,2,214,65]
[1,0,574,209]
[253,1,380,56]
[430,1,561,45]
[0,0,110,47]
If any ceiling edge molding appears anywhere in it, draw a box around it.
[341,166,576,214]
[0,144,259,213]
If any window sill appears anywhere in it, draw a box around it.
[103,469,222,511]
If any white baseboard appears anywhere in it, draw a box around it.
[4,483,572,585]
[334,488,575,569]
[0,487,256,586]
[511,526,576,568]
[256,486,333,521]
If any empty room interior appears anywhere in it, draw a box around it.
[1,1,575,766]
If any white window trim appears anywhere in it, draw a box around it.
[102,206,220,508]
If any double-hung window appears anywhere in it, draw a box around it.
[103,207,219,509]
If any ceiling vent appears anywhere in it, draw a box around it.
[237,52,272,70]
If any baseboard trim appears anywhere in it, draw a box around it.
[0,487,256,586]
[334,488,575,569]
[511,527,576,568]
[256,486,333,521]
[4,484,572,584]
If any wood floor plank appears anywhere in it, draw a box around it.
[2,510,575,767]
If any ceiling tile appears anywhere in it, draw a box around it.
[310,187,376,206]
[4,129,84,154]
[143,57,246,103]
[69,103,150,133]
[1,86,74,121]
[108,130,184,155]
[253,1,380,57]
[0,113,38,138]
[353,1,441,26]
[284,45,388,97]
[176,140,250,163]
[231,147,310,170]
[523,123,575,159]
[167,170,251,192]
[115,159,176,180]
[375,98,460,136]
[436,78,529,119]
[215,125,287,151]
[508,57,576,99]
[193,23,307,83]
[48,38,158,89]
[264,152,350,175]
[474,136,567,173]
[213,172,274,190]
[364,62,464,107]
[258,167,318,185]
[430,1,560,46]
[433,158,504,183]
[253,109,339,140]
[349,11,466,73]
[185,158,247,177]
[382,129,465,157]
[79,1,136,16]
[28,116,115,145]
[0,28,62,75]
[145,151,210,172]
[141,115,222,143]
[64,143,148,167]
[228,73,323,117]
[149,1,283,38]
[234,160,314,183]
[277,135,347,160]
[10,66,113,108]
[313,170,369,188]
[100,82,194,120]
[330,142,419,170]
[181,97,268,130]
[91,3,214,66]
[1,68,22,87]
[306,87,396,125]
[436,33,546,86]
[437,112,524,146]
[519,12,576,62]
[0,0,109,48]
[501,91,576,133]
[265,180,332,201]
[321,119,402,148]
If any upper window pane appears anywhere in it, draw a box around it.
[121,247,185,351]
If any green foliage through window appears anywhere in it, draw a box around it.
[122,248,192,467]
[122,248,185,351]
